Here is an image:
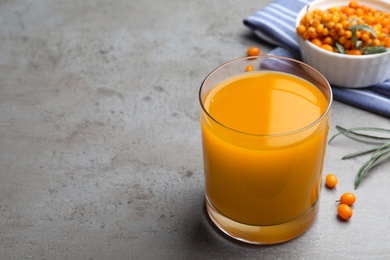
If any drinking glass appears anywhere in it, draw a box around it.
[199,55,332,244]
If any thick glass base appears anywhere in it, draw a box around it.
[205,196,319,245]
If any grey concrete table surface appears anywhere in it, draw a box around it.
[1,0,390,259]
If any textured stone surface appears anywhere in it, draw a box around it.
[1,0,390,259]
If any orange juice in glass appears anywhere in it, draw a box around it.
[199,56,332,244]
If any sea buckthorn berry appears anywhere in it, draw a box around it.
[304,13,312,23]
[357,19,365,25]
[327,21,336,29]
[335,22,343,31]
[364,38,373,46]
[378,33,386,41]
[353,30,360,39]
[245,65,254,72]
[321,12,330,22]
[247,46,260,56]
[375,30,383,39]
[311,38,322,47]
[316,23,324,34]
[386,23,390,32]
[361,33,370,42]
[302,31,310,40]
[297,24,306,34]
[322,27,330,36]
[329,7,340,13]
[323,36,334,45]
[321,44,334,52]
[338,36,347,45]
[365,15,375,25]
[329,29,339,39]
[307,26,316,36]
[338,192,356,206]
[311,19,320,28]
[342,20,349,29]
[356,8,364,17]
[382,18,389,27]
[349,1,359,9]
[344,40,354,50]
[372,38,381,46]
[332,15,340,23]
[344,7,355,16]
[325,174,338,188]
[346,49,362,55]
[385,38,390,48]
[338,28,346,36]
[337,204,353,220]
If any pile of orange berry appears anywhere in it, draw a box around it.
[325,174,356,221]
[297,1,390,55]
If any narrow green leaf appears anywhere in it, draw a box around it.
[328,132,342,144]
[354,24,377,38]
[372,143,390,157]
[335,42,345,54]
[355,40,362,50]
[355,158,374,189]
[341,139,390,159]
[354,146,390,189]
[342,146,382,159]
[350,24,358,48]
[331,125,390,143]
[363,46,388,55]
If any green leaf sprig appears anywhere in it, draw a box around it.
[329,125,390,189]
[348,22,388,55]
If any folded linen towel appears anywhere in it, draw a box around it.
[244,0,390,118]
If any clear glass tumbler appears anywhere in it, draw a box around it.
[199,55,332,244]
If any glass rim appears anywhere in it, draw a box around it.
[199,55,333,137]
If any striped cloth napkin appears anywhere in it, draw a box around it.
[244,0,390,118]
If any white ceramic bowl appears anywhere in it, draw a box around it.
[296,0,390,88]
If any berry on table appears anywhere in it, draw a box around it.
[337,203,353,220]
[325,173,338,188]
[247,46,260,56]
[338,192,356,206]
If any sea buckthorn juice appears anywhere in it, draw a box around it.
[199,56,332,244]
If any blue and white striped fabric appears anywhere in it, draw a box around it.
[244,0,390,118]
